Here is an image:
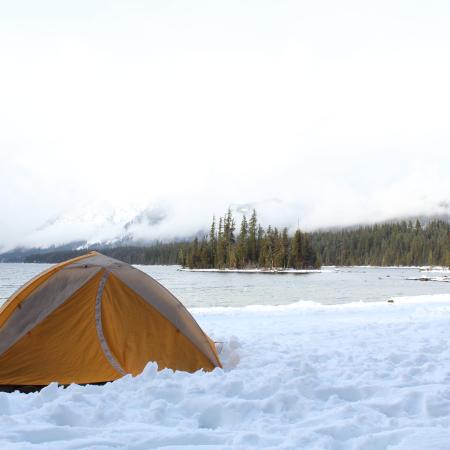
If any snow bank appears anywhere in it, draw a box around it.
[2,294,450,449]
[407,276,450,283]
[179,268,324,273]
[419,266,450,273]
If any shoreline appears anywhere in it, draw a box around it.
[407,276,450,283]
[178,265,449,274]
[178,268,324,273]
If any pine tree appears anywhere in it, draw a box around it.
[248,210,258,264]
[177,247,186,266]
[415,219,422,232]
[256,225,264,265]
[273,228,285,268]
[281,227,289,268]
[290,230,303,269]
[188,237,200,269]
[199,237,209,268]
[236,215,249,268]
[209,216,217,267]
[222,209,234,266]
[216,217,226,268]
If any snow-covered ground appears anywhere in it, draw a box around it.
[2,294,450,449]
[419,267,450,273]
[178,268,324,274]
[178,265,449,275]
[407,275,450,282]
[407,266,450,282]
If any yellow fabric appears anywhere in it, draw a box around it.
[0,270,120,385]
[207,336,222,369]
[102,274,216,374]
[0,251,221,386]
[0,252,95,328]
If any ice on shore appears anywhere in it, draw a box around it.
[407,275,450,283]
[419,266,450,273]
[2,294,450,449]
[178,267,324,273]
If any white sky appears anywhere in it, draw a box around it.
[0,1,449,249]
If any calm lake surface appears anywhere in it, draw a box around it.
[0,264,448,308]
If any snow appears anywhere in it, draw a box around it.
[407,276,450,283]
[178,268,325,274]
[419,266,450,273]
[413,267,450,281]
[2,294,450,449]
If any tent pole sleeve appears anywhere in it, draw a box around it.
[95,271,126,376]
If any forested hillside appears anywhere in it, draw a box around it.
[311,219,449,266]
[23,242,185,265]
[17,215,449,268]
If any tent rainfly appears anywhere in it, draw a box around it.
[0,252,221,387]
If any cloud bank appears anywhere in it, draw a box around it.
[0,1,449,250]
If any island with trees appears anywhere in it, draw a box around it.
[178,210,320,270]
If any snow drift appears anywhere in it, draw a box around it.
[1,294,450,449]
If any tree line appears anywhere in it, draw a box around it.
[20,215,449,268]
[179,210,319,269]
[310,219,449,267]
[23,242,186,265]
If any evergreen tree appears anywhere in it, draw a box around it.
[257,225,264,263]
[177,247,185,266]
[290,230,303,269]
[223,209,236,266]
[199,237,209,268]
[236,215,249,268]
[248,210,258,263]
[273,228,285,268]
[216,217,226,268]
[281,227,289,268]
[209,216,217,267]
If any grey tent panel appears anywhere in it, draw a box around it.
[0,265,101,357]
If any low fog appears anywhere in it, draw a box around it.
[0,1,449,250]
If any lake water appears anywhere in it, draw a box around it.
[0,264,448,308]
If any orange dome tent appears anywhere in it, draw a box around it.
[0,252,221,388]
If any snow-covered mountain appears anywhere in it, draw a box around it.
[27,202,170,249]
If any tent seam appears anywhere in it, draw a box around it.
[95,271,127,376]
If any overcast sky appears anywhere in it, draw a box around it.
[0,1,449,249]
